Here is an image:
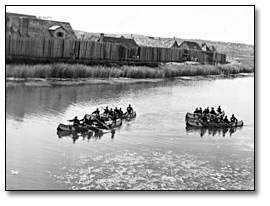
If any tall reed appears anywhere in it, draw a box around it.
[6,62,254,79]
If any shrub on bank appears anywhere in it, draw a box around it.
[6,62,254,79]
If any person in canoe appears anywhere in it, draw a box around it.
[219,115,224,122]
[127,104,134,114]
[210,107,217,115]
[200,115,208,123]
[68,116,81,126]
[103,106,109,115]
[114,107,119,115]
[118,108,123,117]
[94,115,105,126]
[198,108,202,114]
[195,107,202,115]
[217,106,222,114]
[215,117,220,124]
[209,116,219,126]
[109,108,114,117]
[112,111,118,124]
[230,114,238,123]
[203,107,209,115]
[194,108,199,114]
[92,108,100,117]
[80,115,94,126]
[223,116,230,124]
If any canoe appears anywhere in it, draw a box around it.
[186,119,244,128]
[57,123,89,132]
[185,111,225,121]
[185,112,202,120]
[82,118,122,130]
[122,111,136,119]
[57,123,108,132]
[105,118,122,128]
[99,111,137,120]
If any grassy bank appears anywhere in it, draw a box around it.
[6,61,254,79]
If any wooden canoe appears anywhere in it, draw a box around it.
[185,111,225,121]
[186,119,244,128]
[57,123,89,132]
[99,111,137,120]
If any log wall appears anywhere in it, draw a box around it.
[6,35,227,65]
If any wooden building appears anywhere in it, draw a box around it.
[5,13,227,65]
[135,37,179,49]
[48,26,68,38]
[97,33,138,49]
[178,41,202,51]
[6,35,227,65]
[6,12,76,39]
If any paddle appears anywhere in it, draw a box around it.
[221,120,233,128]
[67,121,92,133]
[94,117,110,130]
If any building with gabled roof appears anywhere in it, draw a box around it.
[6,12,76,39]
[178,41,202,50]
[98,33,138,48]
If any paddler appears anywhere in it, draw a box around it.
[230,114,238,123]
[68,116,81,126]
[217,106,222,114]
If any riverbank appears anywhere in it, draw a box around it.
[6,73,254,87]
[6,61,254,86]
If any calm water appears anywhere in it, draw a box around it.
[6,75,254,190]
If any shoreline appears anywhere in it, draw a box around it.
[5,59,254,87]
[6,73,254,87]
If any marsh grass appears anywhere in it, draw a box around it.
[6,62,254,79]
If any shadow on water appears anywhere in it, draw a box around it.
[185,126,241,138]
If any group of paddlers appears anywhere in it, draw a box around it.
[194,106,238,124]
[68,104,134,127]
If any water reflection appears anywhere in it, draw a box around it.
[186,126,239,137]
[6,81,169,121]
[6,76,254,190]
[57,129,114,143]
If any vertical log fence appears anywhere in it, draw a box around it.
[6,35,227,65]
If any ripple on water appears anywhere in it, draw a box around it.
[50,149,254,190]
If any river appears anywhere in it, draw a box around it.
[6,75,254,190]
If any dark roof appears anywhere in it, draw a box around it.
[100,36,138,48]
[178,41,202,50]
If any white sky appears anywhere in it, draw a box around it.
[6,5,254,44]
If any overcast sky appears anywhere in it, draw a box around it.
[6,5,254,44]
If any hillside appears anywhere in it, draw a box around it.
[74,30,254,57]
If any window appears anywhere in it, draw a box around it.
[56,32,64,38]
